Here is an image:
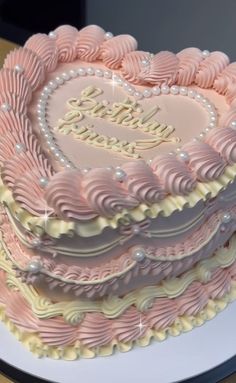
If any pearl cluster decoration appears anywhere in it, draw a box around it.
[36,66,218,169]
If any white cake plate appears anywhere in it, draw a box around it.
[0,301,236,383]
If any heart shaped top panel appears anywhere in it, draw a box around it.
[29,60,227,168]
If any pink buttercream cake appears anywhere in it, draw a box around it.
[0,24,235,359]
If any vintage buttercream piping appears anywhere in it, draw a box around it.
[1,229,236,321]
[0,27,235,222]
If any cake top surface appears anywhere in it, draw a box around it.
[0,24,236,237]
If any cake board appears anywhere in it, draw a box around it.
[0,300,235,383]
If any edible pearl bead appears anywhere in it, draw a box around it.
[230,120,236,129]
[0,103,11,112]
[132,225,141,235]
[49,31,57,38]
[195,93,203,102]
[69,69,77,78]
[141,58,150,67]
[152,86,161,96]
[104,70,112,79]
[15,143,26,153]
[222,212,232,223]
[86,67,95,76]
[161,85,170,94]
[62,72,70,80]
[170,85,179,95]
[143,89,152,98]
[134,91,143,99]
[179,87,188,96]
[39,177,49,188]
[95,69,103,77]
[55,76,64,85]
[209,121,216,128]
[105,31,113,40]
[178,151,189,162]
[127,86,134,95]
[27,259,43,273]
[202,49,210,58]
[132,248,146,262]
[114,167,126,182]
[188,89,196,98]
[31,238,41,248]
[199,132,206,140]
[82,167,91,174]
[78,68,86,76]
[14,64,24,73]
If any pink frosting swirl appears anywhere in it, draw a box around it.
[78,313,112,348]
[6,293,38,333]
[100,34,137,69]
[176,47,203,85]
[24,33,59,72]
[151,154,196,195]
[0,124,40,164]
[177,282,208,316]
[122,160,166,203]
[205,127,236,165]
[206,268,231,299]
[183,141,226,181]
[11,159,54,216]
[0,110,31,135]
[81,168,139,217]
[146,298,178,330]
[3,47,45,91]
[214,62,236,94]
[0,92,26,114]
[39,317,78,346]
[219,107,236,127]
[45,170,98,221]
[121,51,150,84]
[195,51,229,88]
[54,25,78,62]
[225,81,236,104]
[138,51,179,86]
[112,308,148,342]
[0,68,32,104]
[76,25,105,61]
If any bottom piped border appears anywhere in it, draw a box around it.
[0,285,235,360]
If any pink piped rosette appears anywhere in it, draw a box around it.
[0,24,236,220]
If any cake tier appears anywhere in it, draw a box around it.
[0,24,236,236]
[0,231,236,360]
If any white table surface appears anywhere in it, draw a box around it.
[0,300,236,383]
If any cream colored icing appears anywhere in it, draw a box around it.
[0,259,235,356]
[0,228,236,322]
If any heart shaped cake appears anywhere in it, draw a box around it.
[0,24,236,360]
